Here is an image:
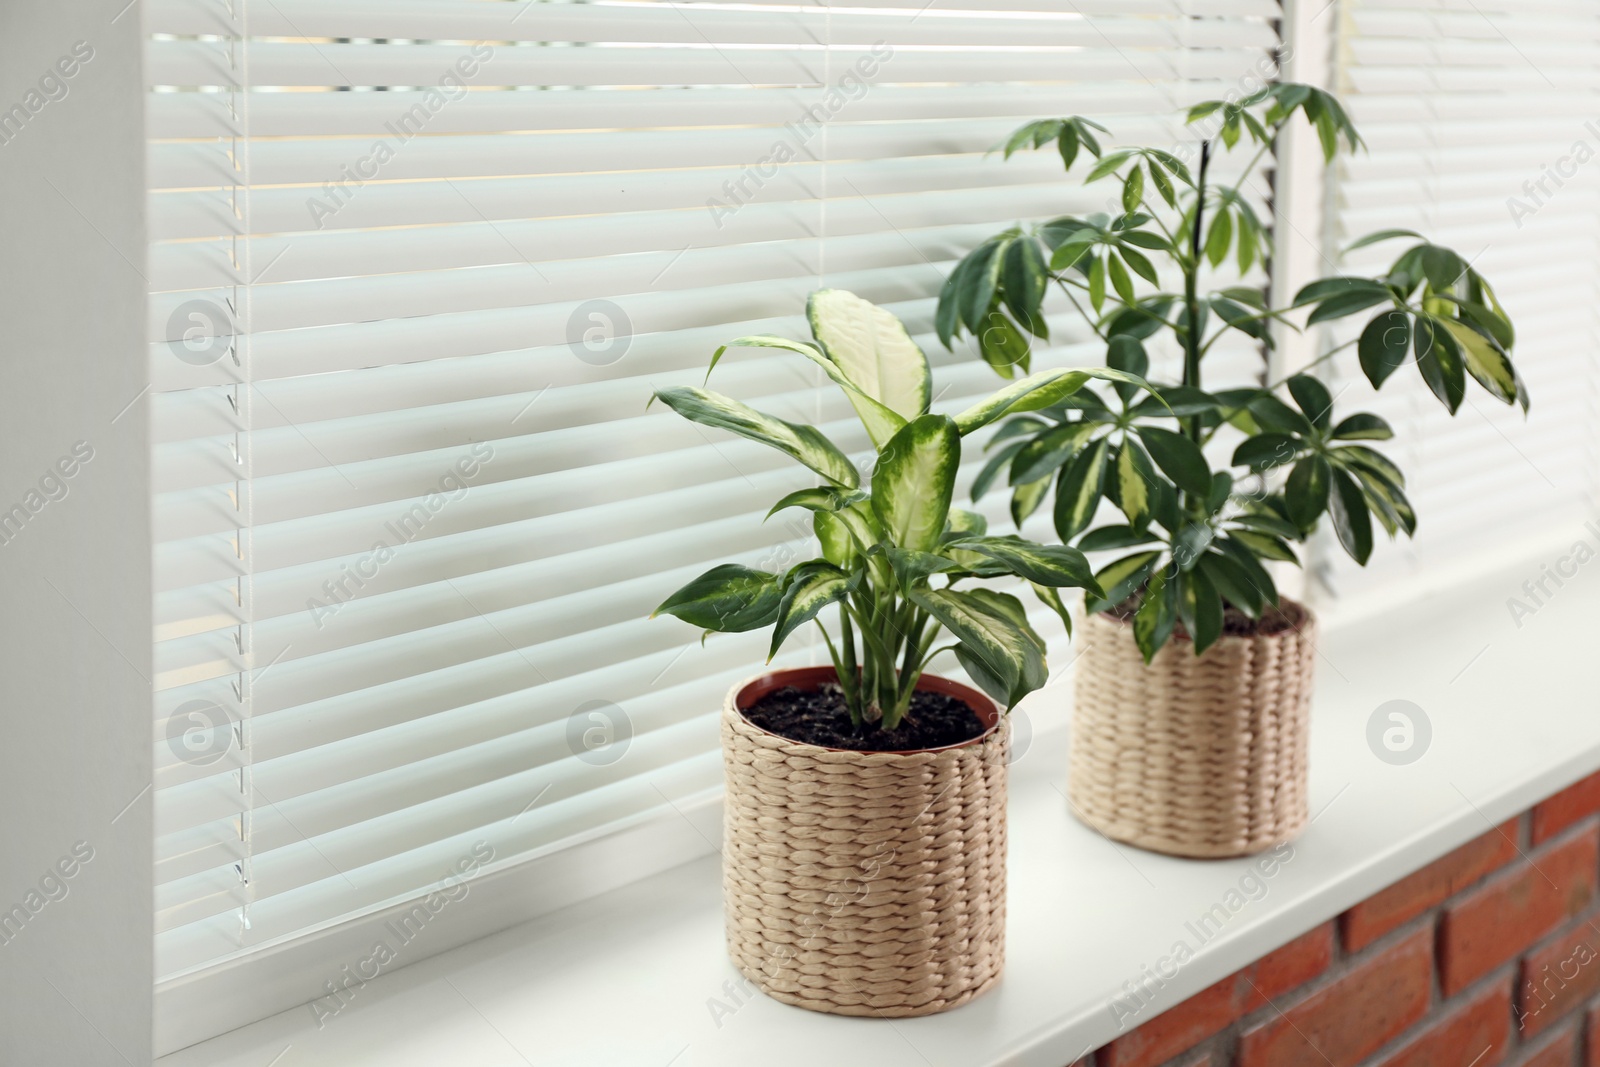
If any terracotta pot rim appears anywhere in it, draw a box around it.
[728,665,1002,755]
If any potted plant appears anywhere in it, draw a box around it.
[651,289,1136,1015]
[936,84,1526,858]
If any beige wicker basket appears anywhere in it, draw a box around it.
[721,666,1008,1018]
[1068,601,1316,858]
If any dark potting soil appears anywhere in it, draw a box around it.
[742,683,987,752]
[1105,591,1309,640]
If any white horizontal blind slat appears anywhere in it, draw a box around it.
[148,0,1282,982]
[1315,0,1600,610]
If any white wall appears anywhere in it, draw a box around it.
[0,2,152,1064]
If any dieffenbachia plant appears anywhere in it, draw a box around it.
[936,82,1526,662]
[650,289,1148,729]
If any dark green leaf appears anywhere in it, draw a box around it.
[1248,394,1314,436]
[1186,567,1224,655]
[1331,413,1393,441]
[1204,207,1233,268]
[1107,251,1136,305]
[1419,245,1467,291]
[1119,229,1171,252]
[1293,276,1392,306]
[936,255,970,349]
[1343,228,1425,255]
[1358,310,1411,389]
[1232,432,1301,472]
[1136,427,1212,496]
[1414,317,1466,414]
[1307,288,1394,325]
[1286,374,1334,430]
[1084,150,1134,183]
[1214,536,1280,609]
[1119,244,1160,287]
[1122,163,1145,213]
[1285,455,1331,530]
[1057,123,1080,171]
[1210,297,1267,341]
[961,239,1007,333]
[1197,551,1262,617]
[1231,511,1302,539]
[1328,467,1374,565]
[971,439,1027,502]
[1079,524,1161,552]
[1149,161,1176,206]
[1002,237,1051,339]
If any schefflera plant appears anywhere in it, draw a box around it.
[650,289,1146,729]
[937,82,1526,662]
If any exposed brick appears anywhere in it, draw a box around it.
[1372,978,1511,1067]
[1237,927,1432,1067]
[1342,822,1519,952]
[1518,917,1600,1037]
[1101,926,1333,1067]
[1101,979,1233,1067]
[1240,924,1336,1012]
[1587,1002,1600,1067]
[1520,1022,1579,1067]
[1439,827,1600,996]
[1536,771,1600,845]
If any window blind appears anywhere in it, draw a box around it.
[1317,0,1600,607]
[147,0,1282,990]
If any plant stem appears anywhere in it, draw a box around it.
[1180,139,1211,527]
[1055,277,1107,340]
[1200,338,1360,444]
[838,603,860,724]
[1184,140,1211,412]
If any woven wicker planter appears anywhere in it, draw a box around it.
[721,666,1008,1018]
[1068,600,1317,859]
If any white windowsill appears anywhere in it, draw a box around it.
[157,541,1600,1067]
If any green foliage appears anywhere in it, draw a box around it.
[653,289,1139,729]
[936,82,1526,662]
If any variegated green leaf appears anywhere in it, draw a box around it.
[654,564,782,633]
[1054,437,1110,541]
[871,414,959,553]
[712,332,907,449]
[766,485,864,520]
[952,536,1103,594]
[954,368,1152,436]
[1440,319,1519,407]
[769,561,856,659]
[807,288,933,426]
[653,387,859,488]
[813,510,854,567]
[911,587,1044,706]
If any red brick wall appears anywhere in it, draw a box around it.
[1080,770,1600,1067]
